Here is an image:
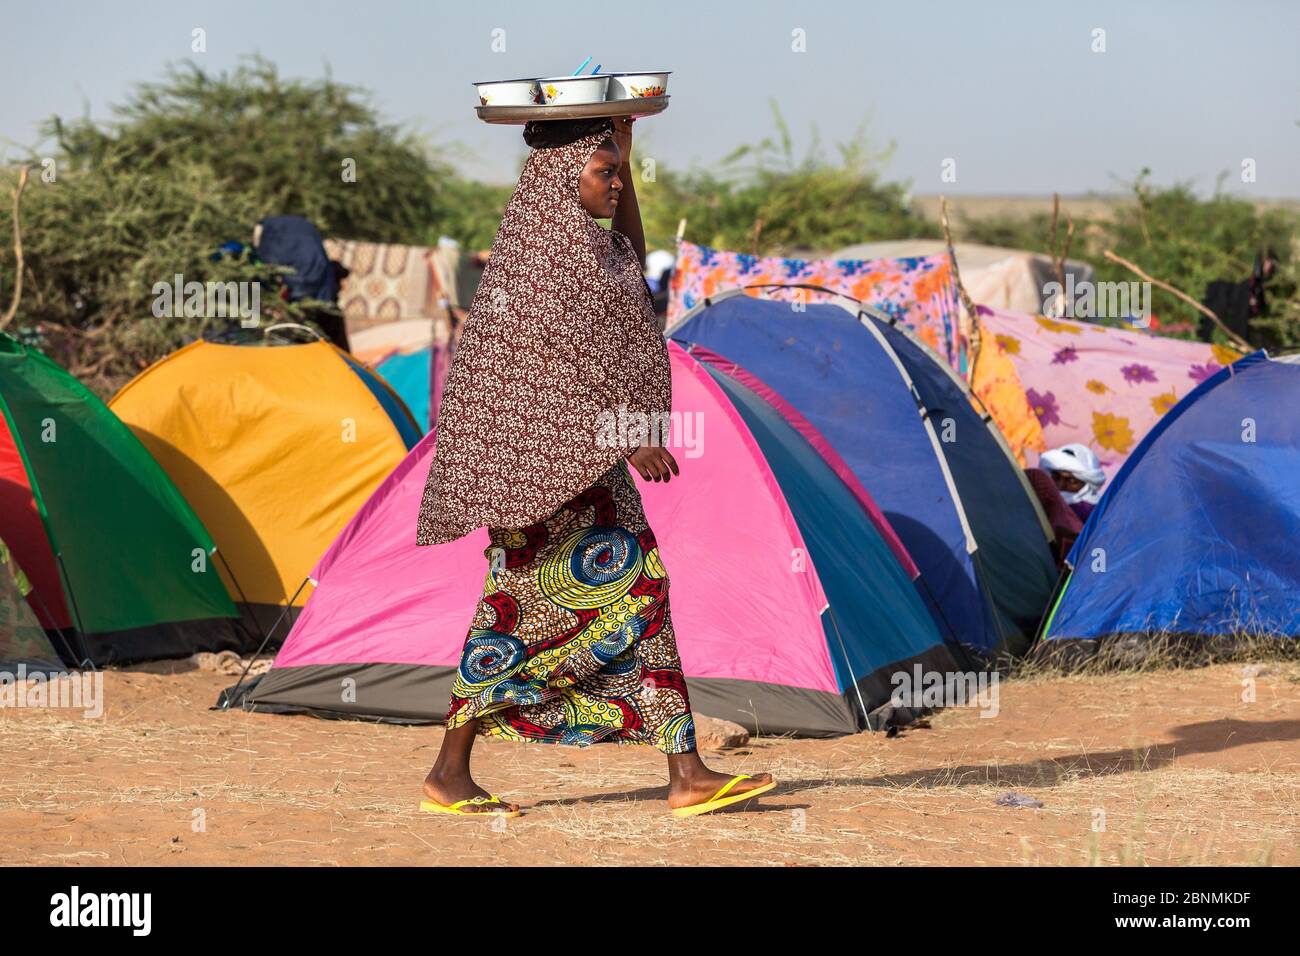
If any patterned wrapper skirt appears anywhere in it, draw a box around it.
[445,459,697,754]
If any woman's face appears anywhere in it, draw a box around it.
[578,139,623,218]
[1050,470,1086,494]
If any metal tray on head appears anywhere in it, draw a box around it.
[476,95,669,125]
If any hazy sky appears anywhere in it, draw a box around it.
[3,0,1298,197]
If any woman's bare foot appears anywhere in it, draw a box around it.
[666,761,775,811]
[422,768,520,815]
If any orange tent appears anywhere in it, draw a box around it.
[110,340,420,630]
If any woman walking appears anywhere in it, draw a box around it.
[415,115,775,818]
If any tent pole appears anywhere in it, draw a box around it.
[215,549,269,645]
[53,553,94,669]
[940,195,981,382]
[218,575,311,711]
[823,607,871,731]
[914,577,978,673]
[1034,565,1073,646]
[20,582,80,668]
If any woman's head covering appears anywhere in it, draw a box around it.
[1038,443,1107,505]
[416,120,669,545]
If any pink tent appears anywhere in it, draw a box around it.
[231,342,955,736]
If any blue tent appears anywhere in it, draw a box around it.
[673,289,1057,658]
[1042,351,1300,649]
[375,349,431,433]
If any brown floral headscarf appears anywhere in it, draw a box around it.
[415,120,671,546]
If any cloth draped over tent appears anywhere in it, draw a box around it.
[970,315,1046,462]
[323,237,478,428]
[832,240,1096,316]
[324,237,475,330]
[667,240,966,369]
[977,306,1243,480]
[665,240,1045,462]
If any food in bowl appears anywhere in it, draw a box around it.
[536,75,611,105]
[605,72,671,100]
[473,78,543,107]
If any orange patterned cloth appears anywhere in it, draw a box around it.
[971,316,1046,464]
[666,240,968,370]
[665,239,1051,461]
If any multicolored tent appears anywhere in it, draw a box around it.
[665,239,1046,464]
[978,306,1243,480]
[227,341,961,737]
[1,333,241,664]
[109,338,421,637]
[667,239,966,368]
[673,290,1058,658]
[1040,352,1300,656]
[0,533,62,669]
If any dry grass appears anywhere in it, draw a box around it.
[1021,622,1300,678]
[1,661,1296,866]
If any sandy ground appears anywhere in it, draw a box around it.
[1,660,1296,866]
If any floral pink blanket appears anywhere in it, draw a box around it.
[978,306,1241,478]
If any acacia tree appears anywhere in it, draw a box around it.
[0,56,458,394]
[959,171,1298,349]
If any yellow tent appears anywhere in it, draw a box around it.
[109,340,421,628]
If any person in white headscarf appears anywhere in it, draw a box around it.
[1038,443,1107,521]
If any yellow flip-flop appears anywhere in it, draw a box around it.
[671,773,777,818]
[419,793,521,818]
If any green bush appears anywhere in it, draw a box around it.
[959,171,1299,349]
[636,100,937,254]
[0,56,464,394]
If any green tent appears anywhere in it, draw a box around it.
[0,333,244,664]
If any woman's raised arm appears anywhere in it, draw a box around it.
[609,117,647,269]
